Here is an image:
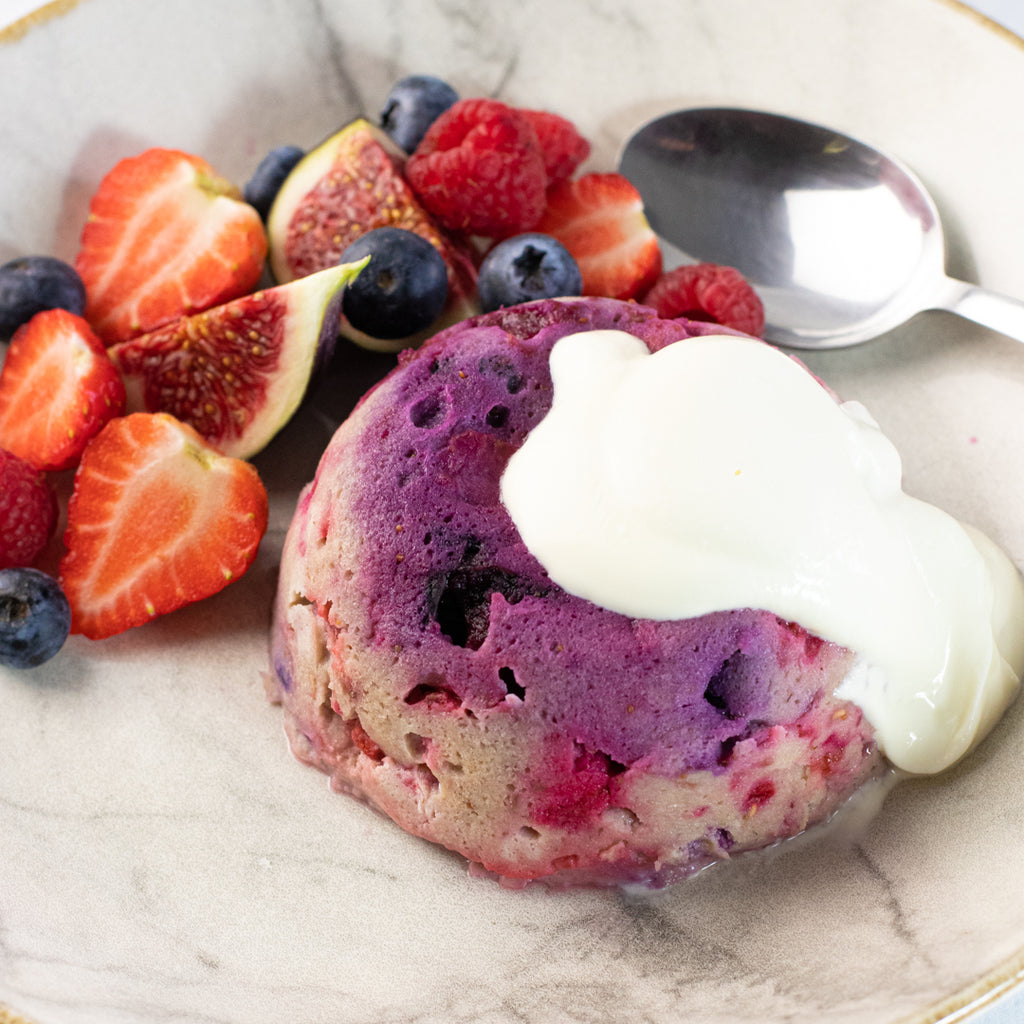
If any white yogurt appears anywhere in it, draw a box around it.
[500,330,1024,774]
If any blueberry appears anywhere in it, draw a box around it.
[380,75,459,153]
[0,568,71,669]
[477,233,583,312]
[244,145,305,220]
[340,227,448,340]
[0,256,87,342]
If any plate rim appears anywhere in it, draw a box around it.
[1,1,1023,1021]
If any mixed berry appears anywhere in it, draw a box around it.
[0,567,71,670]
[339,227,450,340]
[477,234,582,313]
[0,256,86,342]
[243,144,306,221]
[0,72,764,668]
[379,74,460,154]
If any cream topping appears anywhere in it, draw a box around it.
[500,330,1024,774]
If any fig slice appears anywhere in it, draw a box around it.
[266,118,479,353]
[108,259,366,460]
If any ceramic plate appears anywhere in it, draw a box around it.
[3,1,1024,1021]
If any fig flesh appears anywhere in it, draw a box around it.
[109,259,366,459]
[266,119,478,353]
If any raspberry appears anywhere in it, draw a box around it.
[405,98,548,238]
[520,109,591,185]
[641,263,765,336]
[0,447,58,570]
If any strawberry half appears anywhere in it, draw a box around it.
[0,309,126,471]
[75,148,267,345]
[59,413,269,640]
[535,173,662,300]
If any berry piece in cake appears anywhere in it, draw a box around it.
[266,119,478,351]
[535,173,662,300]
[405,98,549,237]
[0,448,57,571]
[477,233,582,311]
[0,308,126,471]
[339,227,448,340]
[379,74,460,154]
[0,256,87,342]
[0,567,71,669]
[75,148,267,345]
[244,145,305,221]
[641,263,765,336]
[519,109,591,185]
[109,261,364,460]
[59,412,269,640]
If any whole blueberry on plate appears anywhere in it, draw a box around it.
[0,256,87,342]
[379,74,459,153]
[244,144,305,221]
[477,233,583,312]
[340,227,448,340]
[0,567,71,669]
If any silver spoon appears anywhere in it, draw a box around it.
[618,107,1024,349]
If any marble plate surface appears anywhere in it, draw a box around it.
[3,0,1024,1022]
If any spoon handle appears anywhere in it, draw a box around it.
[934,276,1024,344]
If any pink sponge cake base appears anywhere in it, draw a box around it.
[269,297,882,889]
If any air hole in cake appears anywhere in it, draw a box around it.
[405,732,426,758]
[477,354,526,394]
[717,736,739,767]
[429,566,537,650]
[519,826,541,841]
[409,393,445,428]
[704,652,747,719]
[415,764,439,790]
[404,677,462,710]
[498,666,526,700]
[485,404,510,429]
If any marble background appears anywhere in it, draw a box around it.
[3,2,1024,1024]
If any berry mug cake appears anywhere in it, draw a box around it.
[268,297,1024,889]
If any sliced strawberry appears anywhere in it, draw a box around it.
[59,412,269,640]
[0,309,126,471]
[534,173,662,301]
[75,148,267,345]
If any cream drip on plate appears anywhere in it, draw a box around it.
[500,329,1024,774]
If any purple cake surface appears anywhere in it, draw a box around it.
[269,297,882,888]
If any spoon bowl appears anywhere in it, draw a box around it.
[618,107,1024,349]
